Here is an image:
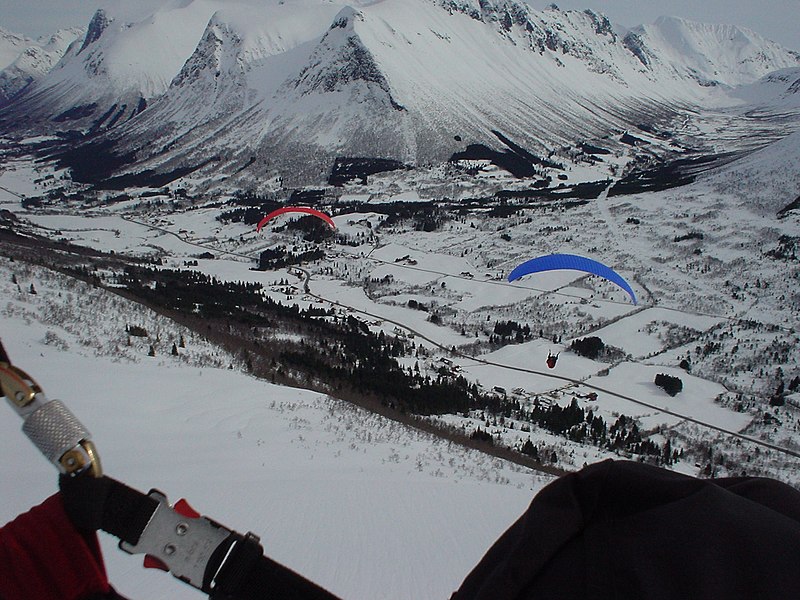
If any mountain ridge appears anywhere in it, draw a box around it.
[0,26,84,104]
[1,0,799,188]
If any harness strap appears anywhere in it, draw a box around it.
[59,474,342,600]
[60,474,158,545]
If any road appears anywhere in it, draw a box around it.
[95,213,800,460]
[289,267,800,460]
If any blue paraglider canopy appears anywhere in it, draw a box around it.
[507,253,637,305]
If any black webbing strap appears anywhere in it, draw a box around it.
[211,551,343,600]
[59,474,158,545]
[59,474,343,600]
[239,556,343,600]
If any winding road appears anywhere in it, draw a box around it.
[50,212,800,461]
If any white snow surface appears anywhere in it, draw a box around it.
[0,257,549,600]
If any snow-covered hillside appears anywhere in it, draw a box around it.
[0,255,550,600]
[0,26,83,104]
[0,28,32,69]
[1,105,798,485]
[1,0,799,186]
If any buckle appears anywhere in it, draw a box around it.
[120,490,233,592]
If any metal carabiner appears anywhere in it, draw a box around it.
[0,360,41,410]
[0,340,102,477]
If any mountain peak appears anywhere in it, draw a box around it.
[171,16,227,88]
[0,26,83,105]
[2,0,799,188]
[294,7,398,102]
[79,9,112,54]
[630,15,800,86]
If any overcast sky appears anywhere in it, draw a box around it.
[1,0,798,50]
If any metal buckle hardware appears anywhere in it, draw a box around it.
[0,361,41,411]
[120,490,233,592]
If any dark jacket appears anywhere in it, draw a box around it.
[451,459,800,599]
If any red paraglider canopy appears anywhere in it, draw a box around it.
[256,206,336,232]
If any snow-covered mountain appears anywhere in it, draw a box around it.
[0,3,218,130]
[731,66,800,109]
[622,16,800,87]
[0,0,800,184]
[0,27,83,105]
[0,28,32,69]
[1,0,799,187]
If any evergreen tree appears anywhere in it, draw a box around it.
[662,438,673,465]
[654,373,683,396]
[770,380,785,406]
[520,439,538,459]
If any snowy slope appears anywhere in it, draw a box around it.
[705,126,800,217]
[0,254,549,600]
[0,27,31,69]
[731,66,800,108]
[0,27,83,104]
[0,2,227,127]
[113,2,347,151]
[626,16,800,87]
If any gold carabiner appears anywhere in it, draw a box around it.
[0,362,42,409]
[1,340,102,478]
[60,440,103,478]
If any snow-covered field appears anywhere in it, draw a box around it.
[2,138,799,485]
[0,257,551,600]
[1,98,799,595]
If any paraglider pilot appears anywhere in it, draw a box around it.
[7,460,800,600]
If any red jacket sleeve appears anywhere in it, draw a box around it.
[0,493,112,600]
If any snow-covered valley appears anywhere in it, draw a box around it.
[1,2,800,597]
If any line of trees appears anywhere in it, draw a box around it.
[492,320,533,344]
[113,265,677,465]
[526,400,680,465]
